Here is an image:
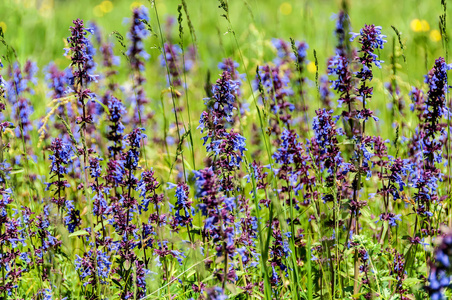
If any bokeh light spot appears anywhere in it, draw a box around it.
[410,19,422,32]
[430,29,442,42]
[307,61,316,73]
[421,20,430,32]
[93,5,104,18]
[280,2,292,15]
[100,1,113,13]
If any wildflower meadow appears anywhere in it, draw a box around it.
[1,0,452,299]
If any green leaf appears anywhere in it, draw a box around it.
[111,278,122,288]
[10,169,24,175]
[404,277,422,287]
[94,222,104,232]
[68,230,89,238]
[380,276,397,282]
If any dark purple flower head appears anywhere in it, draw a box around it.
[126,5,150,70]
[5,63,24,104]
[92,192,110,218]
[294,41,309,65]
[107,96,126,158]
[255,65,294,116]
[108,96,126,125]
[0,187,13,221]
[311,109,344,174]
[268,219,290,285]
[218,58,243,97]
[273,128,304,165]
[135,260,147,298]
[5,61,36,142]
[409,57,451,219]
[328,54,353,104]
[88,157,103,178]
[350,24,386,68]
[377,213,401,227]
[208,130,246,166]
[208,71,239,123]
[381,157,410,201]
[125,6,150,125]
[124,128,146,149]
[168,182,193,229]
[137,169,163,213]
[333,10,350,55]
[193,168,218,200]
[75,249,112,287]
[410,87,426,116]
[274,128,314,199]
[348,24,386,129]
[247,160,269,191]
[106,158,125,186]
[12,97,33,141]
[67,18,97,85]
[49,138,73,175]
[6,61,36,104]
[424,57,451,138]
[218,58,241,81]
[64,200,81,233]
[160,43,183,88]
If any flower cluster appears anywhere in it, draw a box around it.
[426,232,452,300]
[410,58,450,226]
[169,182,193,231]
[107,96,126,158]
[199,71,246,191]
[46,138,73,208]
[5,62,36,142]
[161,43,183,89]
[311,109,344,175]
[350,24,386,127]
[273,128,314,203]
[255,64,294,131]
[127,5,150,124]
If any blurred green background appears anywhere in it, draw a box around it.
[0,0,449,69]
[0,0,450,138]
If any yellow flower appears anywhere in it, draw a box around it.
[100,0,113,13]
[307,61,316,73]
[93,5,104,18]
[430,29,442,42]
[0,22,6,33]
[279,2,292,15]
[421,20,430,32]
[410,19,422,32]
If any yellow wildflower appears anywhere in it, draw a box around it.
[279,2,292,15]
[307,61,316,73]
[430,29,442,42]
[410,19,422,32]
